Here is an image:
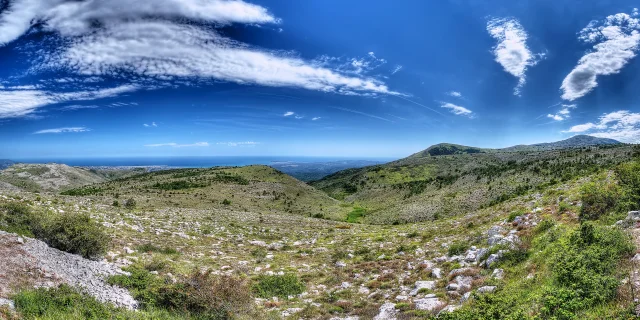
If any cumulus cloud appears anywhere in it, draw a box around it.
[440,102,473,117]
[547,114,564,121]
[0,84,138,118]
[34,127,90,134]
[562,110,640,142]
[547,104,577,121]
[216,141,259,147]
[561,12,640,101]
[487,18,544,95]
[145,142,209,147]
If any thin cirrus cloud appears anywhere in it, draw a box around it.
[217,141,260,147]
[440,102,473,118]
[0,0,399,102]
[487,18,545,96]
[562,110,640,142]
[0,84,139,118]
[143,122,158,127]
[34,127,90,134]
[145,142,210,148]
[560,11,640,101]
[283,111,295,117]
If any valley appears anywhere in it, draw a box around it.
[0,136,639,319]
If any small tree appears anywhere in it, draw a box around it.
[124,198,136,210]
[222,199,231,206]
[112,200,119,207]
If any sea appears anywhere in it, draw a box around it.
[11,156,395,168]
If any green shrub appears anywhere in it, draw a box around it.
[35,212,109,259]
[253,274,305,299]
[579,180,619,221]
[447,241,469,256]
[0,202,37,236]
[110,268,255,319]
[549,223,634,309]
[222,199,231,206]
[124,198,136,210]
[0,203,108,259]
[616,161,640,212]
[14,285,114,320]
[136,243,179,255]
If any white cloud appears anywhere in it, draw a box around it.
[487,18,544,95]
[447,91,462,98]
[561,12,640,101]
[562,110,640,142]
[0,0,279,46]
[34,127,90,134]
[0,84,138,118]
[143,122,158,127]
[312,117,321,121]
[283,111,294,117]
[391,65,403,75]
[440,102,473,117]
[216,141,259,147]
[59,104,100,111]
[547,114,564,121]
[145,142,209,147]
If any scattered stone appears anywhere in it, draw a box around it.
[414,297,445,311]
[477,286,496,293]
[0,298,14,310]
[374,302,398,320]
[492,268,504,280]
[282,308,303,317]
[410,281,437,296]
[432,268,443,279]
[335,261,347,268]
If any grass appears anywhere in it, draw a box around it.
[346,207,366,223]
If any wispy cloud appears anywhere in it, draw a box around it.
[283,111,295,117]
[143,122,158,127]
[562,110,640,142]
[0,84,139,119]
[391,65,403,75]
[58,104,100,111]
[547,104,577,121]
[561,12,640,101]
[332,106,392,122]
[440,102,474,117]
[216,141,260,147]
[34,127,90,134]
[487,18,544,95]
[312,117,321,121]
[145,142,209,148]
[447,91,462,98]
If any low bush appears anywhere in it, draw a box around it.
[34,212,109,259]
[579,180,619,221]
[253,274,305,299]
[0,202,109,259]
[447,241,469,256]
[110,267,255,319]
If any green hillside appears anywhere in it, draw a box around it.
[312,144,637,224]
[61,165,350,220]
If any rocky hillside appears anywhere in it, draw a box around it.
[501,135,621,152]
[312,143,637,224]
[61,165,351,220]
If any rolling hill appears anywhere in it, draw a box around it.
[311,137,634,224]
[60,165,351,220]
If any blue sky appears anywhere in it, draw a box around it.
[1,0,640,158]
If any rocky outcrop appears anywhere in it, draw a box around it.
[0,231,136,309]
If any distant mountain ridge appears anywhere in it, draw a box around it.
[408,135,621,159]
[501,135,621,152]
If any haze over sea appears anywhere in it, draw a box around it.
[10,156,395,168]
